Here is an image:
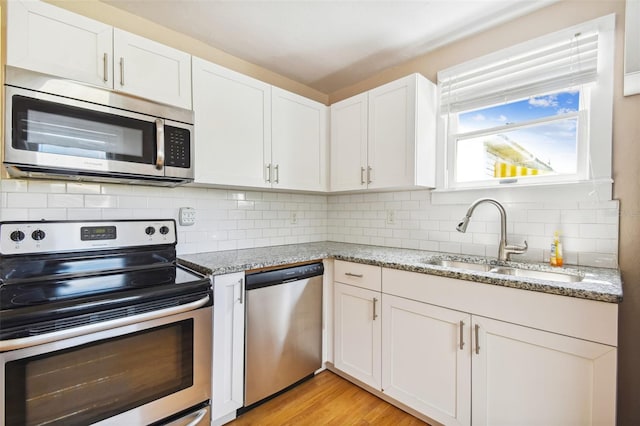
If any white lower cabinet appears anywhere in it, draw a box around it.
[381,295,471,426]
[332,263,618,426]
[212,272,245,425]
[333,282,381,389]
[472,316,617,426]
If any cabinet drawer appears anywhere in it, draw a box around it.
[334,261,381,291]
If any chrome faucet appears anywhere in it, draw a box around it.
[456,198,528,262]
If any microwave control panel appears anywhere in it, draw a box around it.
[165,126,191,168]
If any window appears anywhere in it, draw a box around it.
[437,15,614,194]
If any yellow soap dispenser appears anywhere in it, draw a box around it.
[550,231,563,267]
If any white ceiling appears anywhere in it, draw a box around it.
[102,0,556,94]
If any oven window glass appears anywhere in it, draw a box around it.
[5,320,194,426]
[11,95,155,163]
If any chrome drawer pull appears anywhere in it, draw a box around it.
[345,272,363,278]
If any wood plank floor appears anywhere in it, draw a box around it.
[229,371,429,425]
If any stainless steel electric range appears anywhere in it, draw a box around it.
[0,219,212,426]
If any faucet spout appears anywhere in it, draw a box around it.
[456,198,527,262]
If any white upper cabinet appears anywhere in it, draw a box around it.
[272,87,328,192]
[6,0,192,109]
[7,0,112,88]
[330,93,368,191]
[113,29,192,109]
[330,74,436,192]
[192,58,272,188]
[192,69,328,191]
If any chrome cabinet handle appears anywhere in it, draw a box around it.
[155,118,165,170]
[373,297,378,320]
[345,272,363,278]
[367,166,373,184]
[103,53,108,82]
[0,295,210,352]
[475,324,480,355]
[274,164,280,183]
[360,167,366,185]
[265,164,272,183]
[237,278,244,304]
[459,320,465,350]
[119,57,125,86]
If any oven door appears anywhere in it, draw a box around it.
[0,302,212,426]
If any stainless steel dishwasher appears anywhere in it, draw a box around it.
[243,262,324,409]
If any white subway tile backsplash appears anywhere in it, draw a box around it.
[579,223,618,239]
[1,179,28,192]
[28,181,66,193]
[8,193,47,208]
[0,179,619,266]
[85,195,118,208]
[67,208,102,220]
[66,182,101,194]
[48,194,84,208]
[28,208,67,220]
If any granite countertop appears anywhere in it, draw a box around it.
[179,241,623,303]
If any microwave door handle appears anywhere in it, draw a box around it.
[155,118,165,170]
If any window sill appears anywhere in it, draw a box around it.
[431,179,613,205]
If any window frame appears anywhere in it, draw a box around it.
[434,14,615,203]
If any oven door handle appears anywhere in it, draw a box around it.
[0,294,210,352]
[163,407,209,426]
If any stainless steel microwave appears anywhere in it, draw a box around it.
[3,66,194,186]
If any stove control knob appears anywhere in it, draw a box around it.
[145,226,156,236]
[10,230,25,242]
[32,229,46,241]
[159,226,170,235]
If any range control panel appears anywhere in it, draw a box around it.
[0,220,177,255]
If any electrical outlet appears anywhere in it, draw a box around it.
[290,211,298,224]
[179,207,196,226]
[386,210,396,225]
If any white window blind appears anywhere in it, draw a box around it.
[439,30,599,114]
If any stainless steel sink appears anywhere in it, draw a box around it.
[425,259,583,283]
[488,267,583,282]
[426,259,492,272]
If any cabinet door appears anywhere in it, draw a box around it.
[334,282,381,389]
[382,295,471,426]
[212,273,245,421]
[330,93,368,191]
[7,0,112,88]
[367,74,436,190]
[113,29,191,109]
[272,87,328,191]
[192,58,272,188]
[472,316,617,426]
[367,75,416,189]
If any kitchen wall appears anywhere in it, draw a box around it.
[0,179,328,255]
[328,191,619,268]
[0,179,619,268]
[328,0,640,422]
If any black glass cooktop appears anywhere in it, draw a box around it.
[0,245,211,337]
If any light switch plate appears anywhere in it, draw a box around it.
[179,207,196,226]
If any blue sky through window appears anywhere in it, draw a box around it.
[455,91,581,181]
[458,91,580,133]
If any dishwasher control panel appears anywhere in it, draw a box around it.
[245,262,324,290]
